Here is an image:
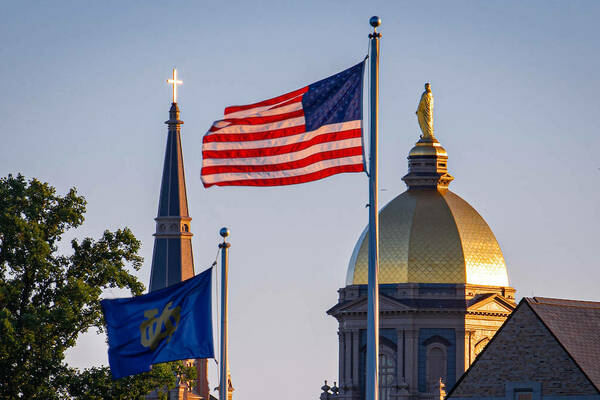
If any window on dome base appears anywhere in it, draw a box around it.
[360,341,397,400]
[426,345,447,392]
[379,348,396,400]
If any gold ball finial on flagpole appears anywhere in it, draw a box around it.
[369,16,381,38]
[370,16,381,28]
[220,227,230,238]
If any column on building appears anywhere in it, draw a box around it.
[352,330,360,396]
[344,330,352,391]
[338,330,345,390]
[454,327,465,382]
[396,329,409,396]
[404,329,418,394]
[339,328,360,400]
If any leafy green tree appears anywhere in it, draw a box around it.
[0,174,193,399]
[64,362,197,400]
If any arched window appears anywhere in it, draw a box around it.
[360,340,397,400]
[379,346,396,400]
[426,345,447,391]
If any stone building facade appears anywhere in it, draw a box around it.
[327,119,516,400]
[328,284,515,400]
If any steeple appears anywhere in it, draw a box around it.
[402,83,454,190]
[148,101,195,292]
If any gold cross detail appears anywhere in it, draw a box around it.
[167,68,183,103]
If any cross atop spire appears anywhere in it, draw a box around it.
[167,68,183,103]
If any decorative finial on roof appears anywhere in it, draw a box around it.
[331,382,339,395]
[416,82,434,139]
[167,68,183,104]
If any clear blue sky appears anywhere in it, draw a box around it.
[1,1,599,399]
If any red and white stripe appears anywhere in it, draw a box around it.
[201,87,364,187]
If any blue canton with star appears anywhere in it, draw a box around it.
[302,62,364,132]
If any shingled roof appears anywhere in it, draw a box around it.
[526,297,600,390]
[447,296,600,398]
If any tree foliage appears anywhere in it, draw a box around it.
[0,174,191,399]
[64,362,197,400]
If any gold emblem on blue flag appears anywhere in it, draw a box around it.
[140,301,181,350]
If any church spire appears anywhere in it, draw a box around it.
[148,71,195,292]
[402,84,454,191]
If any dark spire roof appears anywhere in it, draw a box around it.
[148,103,195,292]
[158,103,189,217]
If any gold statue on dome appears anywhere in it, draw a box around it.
[416,83,434,139]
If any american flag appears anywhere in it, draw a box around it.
[201,62,365,187]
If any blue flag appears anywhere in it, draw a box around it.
[101,268,214,379]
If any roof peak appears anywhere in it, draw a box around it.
[157,103,188,218]
[527,296,600,309]
[524,296,600,390]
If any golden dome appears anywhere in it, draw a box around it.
[346,189,509,286]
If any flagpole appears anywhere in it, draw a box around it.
[366,16,381,400]
[218,227,230,400]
